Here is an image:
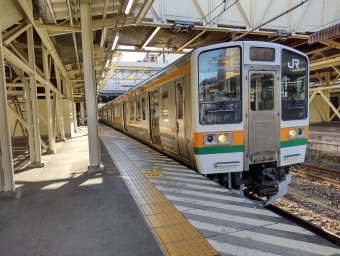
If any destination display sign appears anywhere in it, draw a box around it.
[250,47,275,61]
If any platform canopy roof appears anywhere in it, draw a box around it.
[2,0,340,97]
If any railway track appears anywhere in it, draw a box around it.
[290,163,340,188]
[267,203,340,246]
[245,192,340,246]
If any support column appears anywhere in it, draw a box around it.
[80,101,85,125]
[11,65,35,163]
[27,26,44,167]
[80,0,102,171]
[325,72,330,121]
[55,66,65,141]
[71,89,78,133]
[0,31,15,193]
[42,43,55,153]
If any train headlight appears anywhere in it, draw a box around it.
[204,132,232,146]
[288,128,297,138]
[218,134,227,143]
[288,127,305,140]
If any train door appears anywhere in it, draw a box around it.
[122,102,127,132]
[175,80,188,159]
[149,89,161,146]
[248,71,278,162]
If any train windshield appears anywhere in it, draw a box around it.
[198,47,242,125]
[281,49,308,120]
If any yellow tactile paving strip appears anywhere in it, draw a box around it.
[99,127,219,256]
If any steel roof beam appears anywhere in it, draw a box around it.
[18,0,69,81]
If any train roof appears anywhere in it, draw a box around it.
[99,41,307,110]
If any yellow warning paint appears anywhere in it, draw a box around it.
[142,169,163,178]
[99,128,219,256]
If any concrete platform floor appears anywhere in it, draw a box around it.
[0,127,163,256]
[309,121,340,135]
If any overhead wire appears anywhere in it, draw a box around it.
[197,0,226,24]
[202,0,239,29]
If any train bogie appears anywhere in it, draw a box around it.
[99,41,309,205]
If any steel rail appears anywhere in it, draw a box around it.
[291,166,340,188]
[299,163,340,176]
[245,193,340,246]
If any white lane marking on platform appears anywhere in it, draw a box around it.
[153,166,193,173]
[153,163,183,167]
[164,195,277,217]
[266,223,314,235]
[124,152,167,157]
[126,156,168,160]
[127,158,166,163]
[207,239,283,256]
[188,219,237,233]
[124,154,168,159]
[155,186,245,202]
[161,176,217,185]
[160,171,206,179]
[175,205,273,226]
[151,179,226,192]
[174,206,306,232]
[230,230,339,255]
[189,217,313,236]
[158,167,195,173]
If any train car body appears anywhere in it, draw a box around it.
[99,41,309,205]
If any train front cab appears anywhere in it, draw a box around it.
[191,42,308,204]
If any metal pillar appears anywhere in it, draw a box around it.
[11,65,35,163]
[42,43,55,153]
[80,102,85,125]
[55,66,65,141]
[27,26,44,166]
[0,31,15,192]
[71,89,78,133]
[325,72,330,121]
[80,0,102,170]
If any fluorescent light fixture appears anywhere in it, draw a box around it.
[183,48,194,52]
[111,35,119,50]
[125,0,134,14]
[145,46,158,51]
[119,45,135,50]
[99,80,102,84]
[105,60,110,67]
[141,27,160,49]
[102,73,105,77]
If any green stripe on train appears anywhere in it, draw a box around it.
[194,145,244,155]
[280,138,308,148]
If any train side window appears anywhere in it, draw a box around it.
[162,91,169,122]
[130,101,134,120]
[142,98,146,120]
[115,106,120,119]
[177,85,183,119]
[136,99,141,121]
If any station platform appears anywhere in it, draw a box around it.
[1,124,339,255]
[307,122,340,167]
[309,122,340,136]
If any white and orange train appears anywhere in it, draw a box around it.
[99,41,309,205]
